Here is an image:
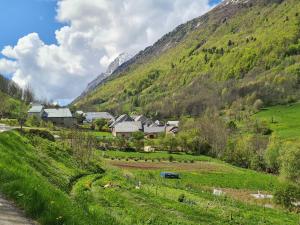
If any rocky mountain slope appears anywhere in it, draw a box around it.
[75,53,131,101]
[73,0,300,118]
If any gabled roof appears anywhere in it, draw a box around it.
[86,112,114,120]
[28,105,44,113]
[44,108,73,118]
[110,114,133,127]
[144,126,165,134]
[114,121,142,133]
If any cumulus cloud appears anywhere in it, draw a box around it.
[0,0,215,101]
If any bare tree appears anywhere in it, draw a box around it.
[0,93,8,119]
[197,109,228,157]
[70,129,97,167]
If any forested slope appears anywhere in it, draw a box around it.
[74,0,300,118]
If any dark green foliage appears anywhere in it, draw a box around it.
[274,182,300,209]
[27,129,55,142]
[178,194,185,203]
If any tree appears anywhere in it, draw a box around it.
[17,102,27,131]
[70,129,97,167]
[0,93,8,119]
[280,144,300,185]
[94,118,107,131]
[27,115,41,127]
[22,85,34,104]
[131,131,145,151]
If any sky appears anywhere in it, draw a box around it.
[0,0,221,105]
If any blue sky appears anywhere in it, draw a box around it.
[0,0,62,50]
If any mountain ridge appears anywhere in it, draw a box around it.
[73,0,300,118]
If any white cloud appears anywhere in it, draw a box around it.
[0,0,214,101]
[0,58,17,74]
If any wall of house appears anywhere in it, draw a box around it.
[46,117,76,128]
[113,132,133,138]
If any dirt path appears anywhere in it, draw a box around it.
[0,196,37,225]
[0,124,15,133]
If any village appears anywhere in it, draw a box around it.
[27,103,180,139]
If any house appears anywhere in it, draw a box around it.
[112,121,143,137]
[144,126,165,139]
[85,112,114,123]
[28,104,44,118]
[43,108,75,128]
[110,114,133,128]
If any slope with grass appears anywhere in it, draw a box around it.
[74,0,300,118]
[255,102,300,141]
[0,131,116,225]
[0,131,298,224]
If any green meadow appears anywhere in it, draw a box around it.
[0,131,298,225]
[256,103,300,141]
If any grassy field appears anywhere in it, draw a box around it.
[255,103,300,141]
[0,131,298,225]
[72,150,298,225]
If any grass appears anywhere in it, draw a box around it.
[72,158,298,225]
[0,132,298,224]
[0,131,115,225]
[255,103,300,141]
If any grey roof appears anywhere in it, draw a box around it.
[44,108,73,118]
[134,115,147,122]
[86,112,114,121]
[28,105,44,113]
[110,114,133,127]
[114,121,142,133]
[167,121,180,127]
[134,115,153,126]
[144,126,165,134]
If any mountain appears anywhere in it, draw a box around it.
[73,0,300,118]
[76,53,131,101]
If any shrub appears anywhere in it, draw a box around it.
[178,194,186,203]
[168,155,175,162]
[274,182,300,209]
[28,129,55,142]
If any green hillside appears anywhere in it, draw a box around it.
[74,0,300,118]
[256,103,300,141]
[0,131,298,225]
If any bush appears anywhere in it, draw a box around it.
[178,194,185,203]
[274,182,300,209]
[168,155,175,162]
[28,129,55,142]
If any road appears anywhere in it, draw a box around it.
[0,196,37,225]
[0,124,15,133]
